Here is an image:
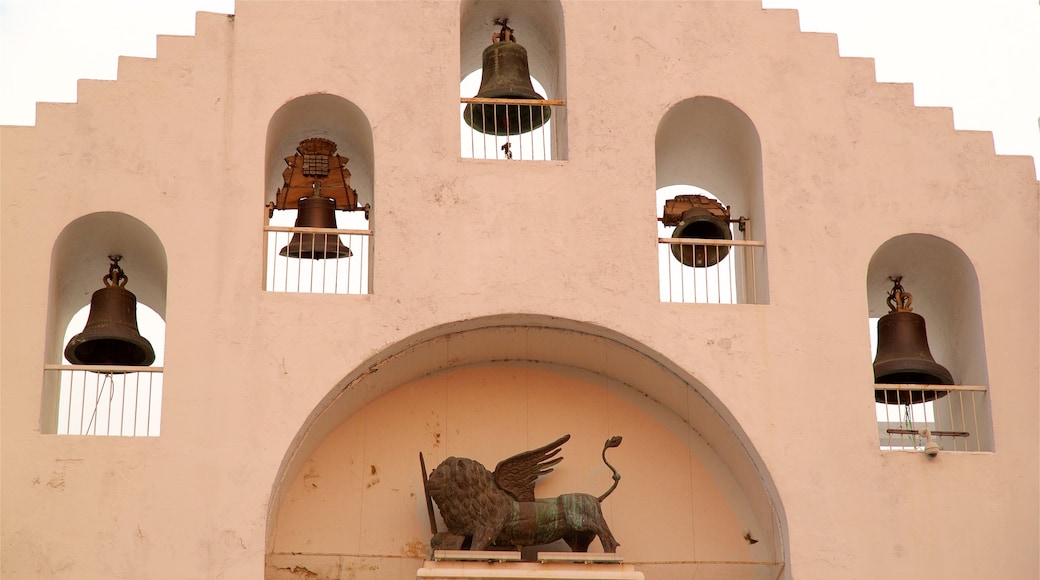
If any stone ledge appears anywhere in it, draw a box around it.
[417,559,643,580]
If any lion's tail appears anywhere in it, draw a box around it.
[597,436,623,502]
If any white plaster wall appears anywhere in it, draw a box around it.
[1,1,1037,579]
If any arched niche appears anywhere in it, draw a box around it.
[460,0,568,158]
[265,93,375,212]
[656,97,769,303]
[867,234,987,387]
[44,212,168,432]
[265,315,787,578]
[867,233,992,450]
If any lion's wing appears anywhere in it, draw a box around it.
[492,434,571,502]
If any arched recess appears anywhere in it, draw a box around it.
[43,212,168,434]
[265,314,788,579]
[866,234,992,451]
[460,0,568,159]
[264,94,375,294]
[656,97,769,304]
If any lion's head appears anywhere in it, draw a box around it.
[426,456,511,537]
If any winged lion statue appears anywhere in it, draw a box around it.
[419,434,623,553]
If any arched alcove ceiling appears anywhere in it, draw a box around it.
[267,313,786,559]
[265,94,375,208]
[866,233,986,385]
[655,96,763,218]
[48,212,168,360]
[460,0,565,100]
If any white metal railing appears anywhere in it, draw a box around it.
[875,384,990,452]
[658,238,766,304]
[264,226,371,294]
[44,364,163,436]
[461,98,564,161]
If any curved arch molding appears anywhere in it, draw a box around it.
[266,314,787,575]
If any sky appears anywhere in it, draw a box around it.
[1,0,1038,177]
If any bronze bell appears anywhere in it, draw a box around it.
[662,194,733,267]
[64,256,156,367]
[463,20,551,136]
[279,194,353,259]
[873,278,953,404]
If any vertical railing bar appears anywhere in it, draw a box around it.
[63,370,72,435]
[331,234,338,294]
[284,232,291,293]
[715,245,722,304]
[275,231,281,292]
[923,397,932,452]
[955,390,966,451]
[275,232,282,292]
[666,248,674,302]
[343,234,349,294]
[296,234,304,293]
[263,224,269,290]
[277,232,285,293]
[684,245,690,302]
[130,373,139,436]
[750,246,757,304]
[321,233,329,293]
[493,104,500,146]
[469,107,476,159]
[91,373,101,436]
[943,391,956,452]
[971,391,981,452]
[546,106,551,161]
[887,395,896,449]
[271,231,279,292]
[117,373,126,436]
[146,372,153,436]
[359,234,367,294]
[318,233,326,293]
[79,371,88,434]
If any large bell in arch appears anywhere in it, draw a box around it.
[279,195,353,260]
[662,194,733,268]
[64,256,156,367]
[873,278,953,404]
[463,21,551,136]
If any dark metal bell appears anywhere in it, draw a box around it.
[873,280,953,404]
[65,258,155,367]
[279,195,352,259]
[671,206,733,268]
[463,33,551,136]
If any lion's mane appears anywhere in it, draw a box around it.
[426,456,511,537]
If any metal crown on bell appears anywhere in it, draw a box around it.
[873,278,953,404]
[463,21,551,136]
[64,256,156,367]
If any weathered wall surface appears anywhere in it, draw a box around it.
[2,1,1037,579]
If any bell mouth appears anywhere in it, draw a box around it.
[670,209,732,267]
[463,102,551,136]
[65,335,156,367]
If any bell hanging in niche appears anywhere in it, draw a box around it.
[269,137,368,260]
[873,277,953,404]
[64,255,156,367]
[463,18,551,136]
[279,183,353,259]
[661,194,733,267]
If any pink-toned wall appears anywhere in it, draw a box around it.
[2,2,1036,579]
